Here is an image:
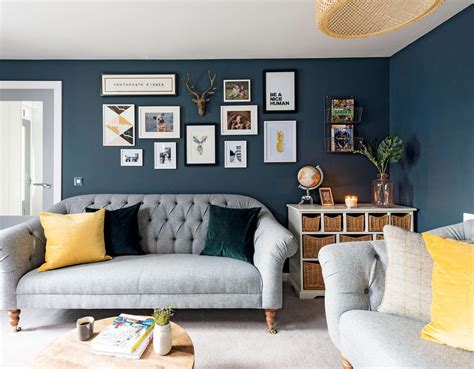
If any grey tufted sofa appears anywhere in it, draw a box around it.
[0,194,298,333]
[319,220,474,368]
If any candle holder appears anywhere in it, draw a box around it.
[345,195,358,208]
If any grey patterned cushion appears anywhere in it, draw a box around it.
[378,225,433,322]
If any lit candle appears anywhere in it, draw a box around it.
[345,195,358,208]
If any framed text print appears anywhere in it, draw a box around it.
[101,74,177,96]
[263,70,296,113]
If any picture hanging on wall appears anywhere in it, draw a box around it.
[220,105,258,135]
[120,149,143,166]
[101,74,176,96]
[103,104,135,146]
[223,80,251,102]
[139,106,180,139]
[154,142,176,169]
[185,124,216,165]
[224,141,247,168]
[263,70,296,113]
[264,120,297,163]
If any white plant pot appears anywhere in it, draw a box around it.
[153,323,172,356]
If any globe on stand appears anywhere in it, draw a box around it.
[297,165,324,205]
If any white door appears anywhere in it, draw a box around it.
[0,82,62,229]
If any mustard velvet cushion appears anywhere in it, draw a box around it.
[421,233,474,351]
[38,209,112,272]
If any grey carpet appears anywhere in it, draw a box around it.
[0,283,339,369]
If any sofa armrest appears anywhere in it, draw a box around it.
[0,219,47,309]
[318,240,387,349]
[253,215,298,309]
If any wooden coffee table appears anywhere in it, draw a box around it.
[31,317,195,369]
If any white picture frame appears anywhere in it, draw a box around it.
[120,149,143,166]
[138,106,180,139]
[224,141,247,168]
[103,104,135,146]
[101,74,176,96]
[264,120,297,163]
[186,125,217,165]
[223,79,251,102]
[264,70,296,113]
[220,105,258,135]
[154,142,176,169]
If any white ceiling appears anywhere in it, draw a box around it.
[0,0,471,59]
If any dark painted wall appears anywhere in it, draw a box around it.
[390,5,474,231]
[0,59,389,224]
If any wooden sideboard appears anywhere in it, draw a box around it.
[287,203,417,299]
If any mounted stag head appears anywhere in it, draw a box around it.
[183,71,217,117]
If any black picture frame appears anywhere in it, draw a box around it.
[263,70,297,113]
[185,124,218,166]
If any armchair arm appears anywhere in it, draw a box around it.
[253,214,298,309]
[318,240,387,349]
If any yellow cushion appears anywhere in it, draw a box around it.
[420,233,474,351]
[38,209,111,272]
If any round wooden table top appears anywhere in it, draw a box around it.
[31,317,195,369]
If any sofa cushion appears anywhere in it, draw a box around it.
[17,254,262,296]
[339,310,473,368]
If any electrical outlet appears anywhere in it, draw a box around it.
[74,177,83,187]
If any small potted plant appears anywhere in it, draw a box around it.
[354,136,404,207]
[152,307,175,355]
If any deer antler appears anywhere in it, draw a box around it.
[183,73,199,100]
[201,70,217,101]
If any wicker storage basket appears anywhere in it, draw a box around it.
[391,213,411,230]
[346,214,365,232]
[303,235,336,258]
[324,214,342,232]
[368,214,389,232]
[302,214,321,232]
[340,234,373,243]
[303,262,324,290]
[376,234,384,240]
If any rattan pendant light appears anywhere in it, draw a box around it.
[316,0,444,38]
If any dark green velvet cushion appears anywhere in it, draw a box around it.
[201,205,261,263]
[85,203,144,256]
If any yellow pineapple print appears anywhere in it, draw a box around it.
[276,130,285,153]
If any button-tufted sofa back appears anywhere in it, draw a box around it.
[48,194,270,255]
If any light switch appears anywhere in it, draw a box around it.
[74,177,83,187]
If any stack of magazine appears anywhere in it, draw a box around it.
[91,314,155,360]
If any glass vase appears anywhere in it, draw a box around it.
[371,173,394,207]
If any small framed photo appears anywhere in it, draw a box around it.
[264,120,297,163]
[120,149,143,166]
[224,141,247,168]
[154,142,176,169]
[319,187,334,206]
[186,124,217,165]
[263,70,296,113]
[139,106,180,139]
[103,104,135,146]
[101,74,176,96]
[220,105,258,135]
[223,80,251,102]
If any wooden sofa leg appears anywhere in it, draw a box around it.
[8,309,21,332]
[265,309,277,334]
[340,353,353,369]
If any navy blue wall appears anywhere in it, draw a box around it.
[0,59,389,224]
[390,6,474,231]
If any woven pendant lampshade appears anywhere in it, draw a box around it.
[316,0,444,38]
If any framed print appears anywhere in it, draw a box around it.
[224,141,247,168]
[186,124,216,165]
[101,74,176,96]
[120,149,143,166]
[263,70,296,113]
[220,105,258,135]
[139,106,180,139]
[319,187,334,206]
[103,104,135,146]
[154,142,176,169]
[264,120,297,163]
[223,79,251,102]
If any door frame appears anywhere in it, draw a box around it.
[0,81,62,203]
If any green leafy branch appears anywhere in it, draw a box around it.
[153,307,175,326]
[354,136,404,175]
